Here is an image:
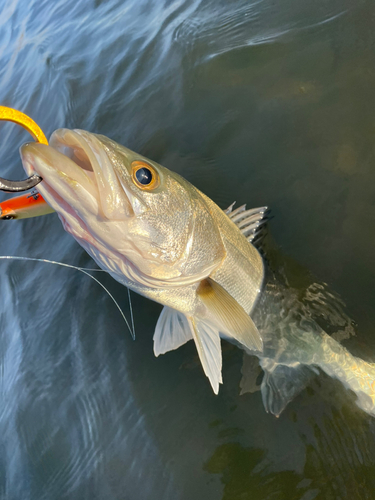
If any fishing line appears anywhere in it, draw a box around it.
[0,255,135,339]
[127,287,135,339]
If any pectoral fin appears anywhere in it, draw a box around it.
[197,278,263,352]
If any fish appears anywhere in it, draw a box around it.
[18,128,375,417]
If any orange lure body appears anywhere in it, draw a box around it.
[0,191,53,220]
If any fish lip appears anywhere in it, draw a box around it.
[20,131,99,197]
[21,129,132,220]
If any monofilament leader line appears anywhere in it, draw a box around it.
[0,255,135,339]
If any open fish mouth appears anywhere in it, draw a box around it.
[20,129,132,222]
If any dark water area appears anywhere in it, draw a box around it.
[1,0,375,498]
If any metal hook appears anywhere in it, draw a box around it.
[0,106,47,192]
[0,174,42,192]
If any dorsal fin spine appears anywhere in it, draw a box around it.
[224,202,270,247]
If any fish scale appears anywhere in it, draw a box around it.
[200,191,264,315]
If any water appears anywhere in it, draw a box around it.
[1,0,375,498]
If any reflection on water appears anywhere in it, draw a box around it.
[1,0,375,498]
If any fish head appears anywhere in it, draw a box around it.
[20,129,225,286]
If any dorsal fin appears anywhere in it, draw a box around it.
[224,202,270,247]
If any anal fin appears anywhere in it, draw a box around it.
[259,359,316,417]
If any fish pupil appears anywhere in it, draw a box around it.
[135,167,153,185]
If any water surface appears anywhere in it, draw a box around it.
[1,0,375,498]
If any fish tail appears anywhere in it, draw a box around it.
[318,334,375,416]
[245,332,375,418]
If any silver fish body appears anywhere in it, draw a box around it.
[20,129,375,416]
[20,129,264,393]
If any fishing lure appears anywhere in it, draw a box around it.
[0,106,54,219]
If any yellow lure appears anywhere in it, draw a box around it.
[0,106,49,145]
[0,106,54,218]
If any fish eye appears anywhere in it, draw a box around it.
[0,215,16,220]
[131,161,159,190]
[136,167,152,185]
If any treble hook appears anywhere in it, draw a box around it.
[0,106,47,192]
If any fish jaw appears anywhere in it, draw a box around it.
[19,130,139,279]
[20,129,136,240]
[21,129,133,219]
